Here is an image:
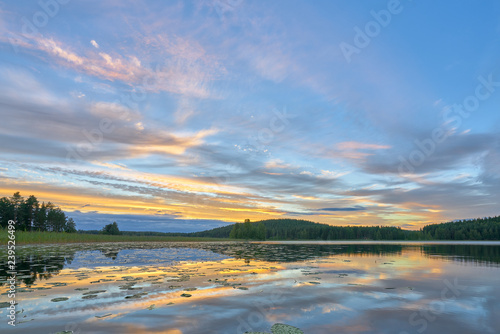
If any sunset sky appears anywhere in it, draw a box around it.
[1,0,500,232]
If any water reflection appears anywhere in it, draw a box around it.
[421,244,500,267]
[2,242,499,286]
[0,242,499,334]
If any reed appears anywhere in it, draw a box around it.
[0,228,231,245]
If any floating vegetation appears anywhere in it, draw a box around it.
[271,323,304,334]
[82,295,98,299]
[125,292,148,299]
[245,323,304,334]
[50,297,69,302]
[2,242,497,334]
[82,290,106,295]
[46,282,67,287]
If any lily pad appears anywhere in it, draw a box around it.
[245,323,304,334]
[83,290,106,295]
[271,323,304,334]
[82,295,98,299]
[125,292,148,299]
[51,297,69,302]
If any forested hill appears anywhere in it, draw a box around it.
[187,223,235,238]
[188,219,411,240]
[187,219,319,238]
[188,219,329,239]
[422,216,500,240]
[188,217,500,241]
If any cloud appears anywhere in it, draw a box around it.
[90,40,99,49]
[336,142,391,151]
[4,33,224,98]
[0,74,220,163]
[319,206,366,212]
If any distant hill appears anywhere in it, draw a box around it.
[187,219,322,239]
[187,223,235,238]
[188,218,411,240]
[422,216,500,240]
[187,216,500,241]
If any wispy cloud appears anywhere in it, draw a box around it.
[3,32,224,98]
[319,206,366,212]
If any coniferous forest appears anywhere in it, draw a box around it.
[0,192,76,232]
[192,217,500,241]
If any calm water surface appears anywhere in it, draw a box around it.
[0,241,499,334]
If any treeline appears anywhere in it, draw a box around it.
[249,219,411,240]
[263,219,411,240]
[422,216,500,240]
[0,192,76,232]
[189,217,500,241]
[189,219,412,240]
[229,220,267,240]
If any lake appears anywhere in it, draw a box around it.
[1,241,499,334]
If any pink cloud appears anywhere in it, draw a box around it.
[4,32,224,98]
[336,141,391,151]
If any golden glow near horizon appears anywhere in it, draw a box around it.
[0,157,448,230]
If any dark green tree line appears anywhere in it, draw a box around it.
[0,192,76,232]
[229,220,266,240]
[102,222,121,235]
[191,217,500,241]
[422,216,500,240]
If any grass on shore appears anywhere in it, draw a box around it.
[0,229,231,245]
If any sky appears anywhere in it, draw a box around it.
[1,0,500,232]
